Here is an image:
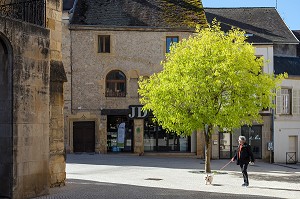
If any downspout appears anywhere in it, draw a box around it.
[70,28,73,114]
[271,108,275,163]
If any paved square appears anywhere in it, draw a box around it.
[34,154,300,199]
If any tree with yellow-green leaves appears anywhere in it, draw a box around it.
[138,21,286,173]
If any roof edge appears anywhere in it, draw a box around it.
[69,25,196,32]
[204,7,276,9]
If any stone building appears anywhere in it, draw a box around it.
[0,0,66,198]
[63,2,298,162]
[205,8,299,162]
[63,0,207,155]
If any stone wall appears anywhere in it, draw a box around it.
[46,0,67,187]
[262,116,272,161]
[0,0,66,197]
[133,119,144,154]
[64,27,195,153]
[69,28,193,111]
[0,30,13,198]
[49,63,66,187]
[0,17,51,199]
[62,11,72,152]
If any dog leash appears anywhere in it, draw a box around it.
[219,160,232,170]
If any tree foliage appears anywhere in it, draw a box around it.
[138,21,285,172]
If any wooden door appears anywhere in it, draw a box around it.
[73,121,95,152]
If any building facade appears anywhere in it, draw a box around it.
[195,7,299,161]
[0,0,66,198]
[274,54,300,162]
[63,2,299,162]
[63,0,207,156]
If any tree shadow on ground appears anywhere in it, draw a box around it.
[34,179,281,199]
[249,186,300,192]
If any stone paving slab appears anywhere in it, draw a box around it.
[35,179,282,199]
[34,154,300,199]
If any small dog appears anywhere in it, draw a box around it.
[204,174,214,185]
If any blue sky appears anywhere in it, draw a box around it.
[202,0,300,30]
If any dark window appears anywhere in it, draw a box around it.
[107,116,133,152]
[98,35,110,53]
[63,0,75,10]
[166,36,179,53]
[106,70,126,97]
[241,125,262,159]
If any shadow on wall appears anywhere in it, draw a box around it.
[0,33,13,199]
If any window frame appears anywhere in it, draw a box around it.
[166,36,179,53]
[98,35,110,53]
[276,88,292,115]
[105,70,126,97]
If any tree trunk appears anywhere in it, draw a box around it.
[204,126,212,173]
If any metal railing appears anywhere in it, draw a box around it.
[0,0,46,27]
[105,90,126,97]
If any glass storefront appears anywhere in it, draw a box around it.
[144,117,190,152]
[219,132,232,159]
[107,115,133,152]
[241,125,262,159]
[219,130,241,159]
[219,126,262,159]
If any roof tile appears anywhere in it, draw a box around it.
[71,0,207,28]
[204,8,298,44]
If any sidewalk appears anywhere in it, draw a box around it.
[35,154,300,199]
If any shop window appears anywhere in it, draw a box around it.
[219,132,232,159]
[276,89,292,115]
[106,70,126,97]
[144,117,189,152]
[166,36,178,53]
[241,125,262,159]
[107,116,133,152]
[98,35,110,53]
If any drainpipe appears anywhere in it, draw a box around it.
[271,108,275,163]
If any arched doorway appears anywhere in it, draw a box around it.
[0,33,13,198]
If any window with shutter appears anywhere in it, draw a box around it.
[276,88,292,115]
[276,89,282,114]
[292,89,300,115]
[281,89,291,114]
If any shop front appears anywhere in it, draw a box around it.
[241,125,262,159]
[107,115,134,152]
[103,105,192,154]
[144,117,190,152]
[219,125,263,159]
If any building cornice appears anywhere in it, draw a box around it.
[69,25,196,32]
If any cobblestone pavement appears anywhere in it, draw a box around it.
[34,154,300,199]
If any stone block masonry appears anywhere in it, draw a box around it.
[0,16,51,199]
[47,0,67,189]
[0,0,67,198]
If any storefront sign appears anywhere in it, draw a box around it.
[128,105,148,119]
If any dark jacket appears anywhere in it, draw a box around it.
[233,143,255,165]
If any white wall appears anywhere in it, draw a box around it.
[274,121,300,163]
[254,45,274,74]
[274,79,300,163]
